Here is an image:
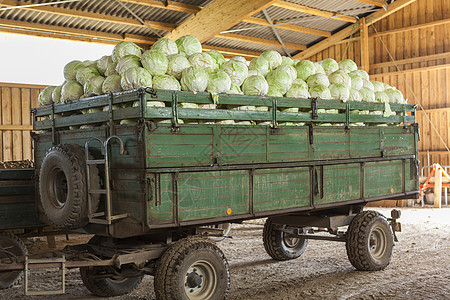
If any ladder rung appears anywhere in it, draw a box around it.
[89,189,107,194]
[86,159,106,165]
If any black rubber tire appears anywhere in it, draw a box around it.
[154,237,230,300]
[263,217,308,261]
[39,144,100,229]
[346,210,394,271]
[80,236,144,297]
[0,233,27,289]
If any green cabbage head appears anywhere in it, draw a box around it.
[295,60,315,80]
[260,50,282,70]
[207,70,231,94]
[206,50,225,68]
[329,83,350,101]
[141,50,169,76]
[321,58,338,75]
[152,38,178,56]
[39,86,56,106]
[220,60,248,86]
[112,41,142,63]
[102,75,123,94]
[176,35,202,56]
[167,54,191,80]
[121,67,152,90]
[266,69,293,94]
[63,60,85,81]
[153,75,181,91]
[188,53,216,72]
[242,75,269,96]
[180,67,208,92]
[249,57,270,76]
[61,81,84,103]
[115,55,142,74]
[84,76,105,96]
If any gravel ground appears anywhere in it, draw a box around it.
[2,207,450,300]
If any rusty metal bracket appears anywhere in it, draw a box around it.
[311,97,319,120]
[171,92,180,131]
[271,99,278,129]
[308,124,315,151]
[144,87,158,98]
[345,102,350,129]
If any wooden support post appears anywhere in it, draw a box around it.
[434,166,442,208]
[47,236,56,249]
[360,17,370,73]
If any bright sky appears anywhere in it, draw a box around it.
[0,33,114,86]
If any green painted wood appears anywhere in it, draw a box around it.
[177,170,249,221]
[315,164,361,205]
[147,173,174,225]
[364,161,404,198]
[253,167,310,212]
[0,194,41,230]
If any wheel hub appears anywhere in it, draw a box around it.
[186,271,203,288]
[369,227,387,259]
[184,261,217,299]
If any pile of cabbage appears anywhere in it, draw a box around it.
[38,35,407,127]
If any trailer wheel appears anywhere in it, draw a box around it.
[39,144,100,229]
[346,210,394,271]
[154,237,230,300]
[80,236,143,297]
[0,233,27,289]
[263,217,307,261]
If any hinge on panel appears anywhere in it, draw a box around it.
[311,97,319,120]
[308,124,315,151]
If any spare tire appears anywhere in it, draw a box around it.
[39,144,100,229]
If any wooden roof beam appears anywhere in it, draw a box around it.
[244,17,331,37]
[0,0,176,31]
[120,0,201,14]
[0,21,259,59]
[272,1,357,23]
[215,33,306,51]
[164,0,279,42]
[355,0,387,7]
[293,0,417,60]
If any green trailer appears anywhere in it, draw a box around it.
[1,88,418,298]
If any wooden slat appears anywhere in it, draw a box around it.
[0,82,47,89]
[215,33,306,51]
[11,88,22,161]
[1,87,12,161]
[371,63,450,76]
[165,0,278,42]
[366,0,418,25]
[272,1,357,23]
[0,125,33,131]
[21,89,32,161]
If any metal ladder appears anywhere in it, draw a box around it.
[85,136,128,225]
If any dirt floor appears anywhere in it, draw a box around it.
[2,207,450,300]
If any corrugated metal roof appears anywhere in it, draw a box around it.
[0,0,384,57]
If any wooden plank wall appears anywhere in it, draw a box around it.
[309,0,450,171]
[0,82,45,162]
